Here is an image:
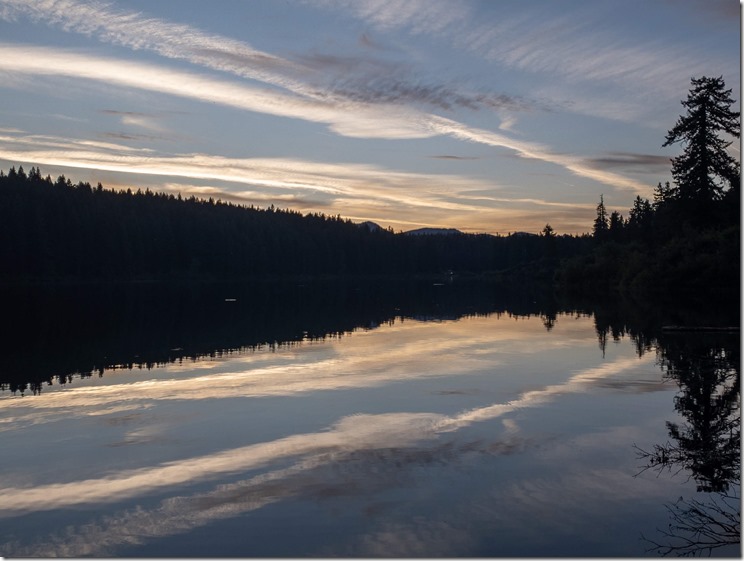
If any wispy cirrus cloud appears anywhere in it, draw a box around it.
[0,128,508,227]
[427,116,650,194]
[307,0,472,35]
[0,127,625,233]
[484,28,718,104]
[0,0,529,115]
[0,0,543,119]
[315,1,737,109]
[100,132,168,143]
[0,0,666,230]
[0,44,651,200]
[295,52,538,113]
[0,0,305,92]
[0,130,153,154]
[0,44,435,140]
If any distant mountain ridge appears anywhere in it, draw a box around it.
[358,222,463,236]
[403,227,462,236]
[358,221,536,239]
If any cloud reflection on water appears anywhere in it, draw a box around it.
[0,313,665,556]
[0,315,582,431]
[0,351,654,514]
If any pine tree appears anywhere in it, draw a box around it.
[652,181,673,209]
[608,210,625,241]
[541,223,555,238]
[627,196,653,239]
[592,195,609,240]
[663,76,740,204]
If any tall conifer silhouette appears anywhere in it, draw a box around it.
[663,76,740,206]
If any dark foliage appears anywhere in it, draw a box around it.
[664,76,740,214]
[0,165,585,282]
[556,76,740,301]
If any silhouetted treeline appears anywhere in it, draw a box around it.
[556,76,740,301]
[0,162,738,301]
[555,188,739,299]
[0,165,586,281]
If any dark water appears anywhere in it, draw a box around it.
[0,280,739,557]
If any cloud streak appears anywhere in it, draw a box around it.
[0,0,658,199]
[0,43,649,195]
[428,116,649,194]
[295,52,539,113]
[318,0,736,106]
[0,0,305,93]
[0,0,693,235]
[0,0,533,115]
[0,128,496,206]
[584,152,671,173]
[307,0,472,36]
[0,128,609,234]
[0,44,436,140]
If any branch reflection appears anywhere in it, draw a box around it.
[634,331,740,556]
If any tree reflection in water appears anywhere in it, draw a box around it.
[0,279,566,395]
[634,331,740,556]
[2,281,738,554]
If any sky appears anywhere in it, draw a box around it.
[0,0,739,235]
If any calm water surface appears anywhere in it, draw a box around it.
[0,282,739,557]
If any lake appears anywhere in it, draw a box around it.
[0,280,739,557]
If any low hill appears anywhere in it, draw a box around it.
[403,227,462,236]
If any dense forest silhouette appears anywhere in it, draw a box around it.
[0,76,738,293]
[558,77,740,299]
[0,157,736,298]
[0,164,590,282]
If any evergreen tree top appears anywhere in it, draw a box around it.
[662,76,740,205]
[664,76,740,147]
